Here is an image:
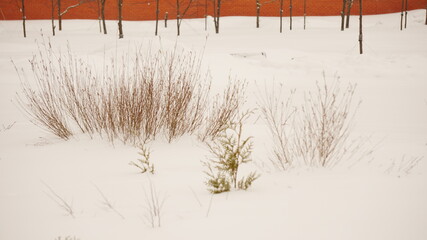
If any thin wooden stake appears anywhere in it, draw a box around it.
[279,0,283,32]
[303,0,307,30]
[400,0,404,30]
[155,0,160,35]
[404,0,408,29]
[289,0,293,30]
[21,0,26,37]
[359,0,363,54]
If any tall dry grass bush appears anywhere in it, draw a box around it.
[199,78,247,141]
[258,83,297,170]
[259,74,365,170]
[15,41,74,139]
[16,40,245,145]
[297,76,359,168]
[161,49,211,142]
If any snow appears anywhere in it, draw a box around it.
[1,10,427,240]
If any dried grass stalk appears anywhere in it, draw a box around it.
[199,78,247,141]
[259,74,363,170]
[17,40,244,146]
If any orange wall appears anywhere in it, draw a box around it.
[0,0,425,21]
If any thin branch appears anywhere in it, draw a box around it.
[177,0,195,26]
[94,185,125,219]
[143,181,166,228]
[259,0,277,6]
[1,121,16,132]
[206,194,214,217]
[42,181,75,218]
[189,186,203,207]
[60,0,94,16]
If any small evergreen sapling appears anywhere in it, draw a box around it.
[204,164,231,194]
[203,112,259,194]
[130,144,154,174]
[238,172,259,190]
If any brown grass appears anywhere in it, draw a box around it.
[258,83,297,170]
[259,74,364,170]
[199,78,247,141]
[16,41,244,145]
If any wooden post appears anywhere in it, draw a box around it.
[216,0,221,33]
[118,0,123,38]
[214,0,221,34]
[256,0,260,28]
[176,0,180,36]
[404,0,408,29]
[21,0,26,37]
[359,0,363,54]
[341,0,346,31]
[205,0,207,30]
[303,0,306,30]
[289,0,292,30]
[58,0,62,31]
[51,0,55,36]
[97,0,101,32]
[345,0,352,28]
[400,0,404,30]
[155,0,159,35]
[101,0,107,34]
[280,0,283,33]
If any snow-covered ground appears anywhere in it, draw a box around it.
[1,10,426,240]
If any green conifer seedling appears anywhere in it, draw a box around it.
[203,112,259,193]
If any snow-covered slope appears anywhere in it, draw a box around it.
[1,10,426,240]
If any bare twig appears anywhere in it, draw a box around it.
[42,181,75,218]
[189,186,202,207]
[143,181,166,228]
[206,194,214,217]
[59,0,94,17]
[385,155,424,177]
[54,236,79,240]
[1,121,16,133]
[94,185,125,219]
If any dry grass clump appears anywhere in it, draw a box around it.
[296,77,359,168]
[15,44,73,139]
[258,84,297,170]
[16,41,245,145]
[161,49,211,142]
[143,181,165,228]
[199,78,247,141]
[259,74,364,170]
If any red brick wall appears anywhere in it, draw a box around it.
[0,0,425,21]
